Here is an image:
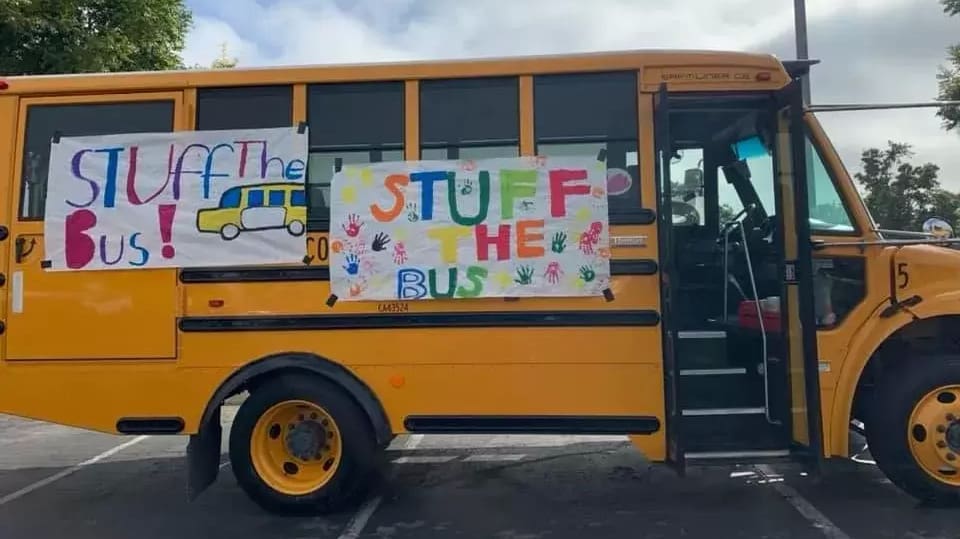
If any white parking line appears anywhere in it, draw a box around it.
[0,435,148,506]
[337,495,383,539]
[392,455,458,464]
[755,465,852,539]
[463,454,526,462]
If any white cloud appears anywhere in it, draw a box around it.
[184,0,960,189]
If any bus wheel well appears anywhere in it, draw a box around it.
[851,315,960,426]
[204,352,391,446]
[187,352,391,501]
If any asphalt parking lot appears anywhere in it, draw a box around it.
[0,408,957,539]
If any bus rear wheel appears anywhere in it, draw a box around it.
[867,355,960,506]
[228,374,379,514]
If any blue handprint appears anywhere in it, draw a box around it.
[344,253,360,275]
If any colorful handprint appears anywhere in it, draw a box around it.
[578,265,596,283]
[393,242,407,265]
[343,253,360,275]
[544,262,563,284]
[515,265,534,285]
[551,231,567,254]
[372,232,391,252]
[579,221,603,254]
[342,213,364,237]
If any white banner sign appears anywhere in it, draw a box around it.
[329,156,611,300]
[43,127,309,270]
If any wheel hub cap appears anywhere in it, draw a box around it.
[947,421,960,453]
[286,421,326,460]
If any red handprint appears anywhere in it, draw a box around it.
[342,213,364,237]
[579,221,603,254]
[393,242,407,265]
[544,261,563,284]
[579,232,594,254]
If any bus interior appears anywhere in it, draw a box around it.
[663,94,795,458]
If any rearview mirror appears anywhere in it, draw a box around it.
[923,217,954,239]
[684,167,703,190]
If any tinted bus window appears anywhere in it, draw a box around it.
[420,77,519,160]
[196,85,293,130]
[533,71,642,219]
[307,81,405,228]
[19,100,175,219]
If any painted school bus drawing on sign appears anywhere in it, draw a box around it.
[196,182,308,241]
[1,49,960,514]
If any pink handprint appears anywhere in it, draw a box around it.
[342,213,364,237]
[544,261,563,284]
[579,232,595,254]
[393,242,407,265]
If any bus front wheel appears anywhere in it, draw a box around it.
[867,355,960,506]
[228,373,380,514]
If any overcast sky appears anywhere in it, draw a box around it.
[183,0,960,190]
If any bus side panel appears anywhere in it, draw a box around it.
[176,326,665,433]
[0,96,17,362]
[4,93,183,361]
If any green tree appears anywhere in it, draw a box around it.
[937,0,960,129]
[854,141,960,230]
[0,0,192,75]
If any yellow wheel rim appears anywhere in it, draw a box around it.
[908,385,960,487]
[250,400,343,496]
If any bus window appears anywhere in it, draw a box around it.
[804,136,856,233]
[290,189,306,207]
[307,81,405,227]
[420,77,520,160]
[268,189,286,207]
[196,85,293,130]
[247,190,265,207]
[532,71,641,219]
[19,101,174,219]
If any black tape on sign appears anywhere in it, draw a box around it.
[602,288,615,302]
[325,294,338,307]
[297,122,308,134]
[40,260,52,269]
[596,147,607,162]
[51,131,62,144]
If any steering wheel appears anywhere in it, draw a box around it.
[670,200,701,226]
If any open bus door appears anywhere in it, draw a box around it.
[773,80,825,470]
[654,79,823,471]
[653,83,685,474]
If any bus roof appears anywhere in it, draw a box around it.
[0,49,791,96]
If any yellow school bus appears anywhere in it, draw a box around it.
[1,49,959,513]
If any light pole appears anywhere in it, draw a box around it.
[794,0,811,103]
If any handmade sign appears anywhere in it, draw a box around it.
[43,126,309,270]
[329,156,611,300]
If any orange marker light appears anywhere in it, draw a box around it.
[756,72,772,81]
[0,81,8,90]
[208,299,225,308]
[389,374,405,388]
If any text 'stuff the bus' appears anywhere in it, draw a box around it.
[42,127,309,271]
[329,156,612,301]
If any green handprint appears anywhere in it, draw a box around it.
[551,231,567,253]
[578,265,596,283]
[515,265,534,285]
[460,179,474,196]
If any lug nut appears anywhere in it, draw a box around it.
[938,425,947,433]
[938,441,947,448]
[948,454,957,461]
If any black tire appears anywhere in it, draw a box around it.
[866,355,960,506]
[229,373,380,514]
